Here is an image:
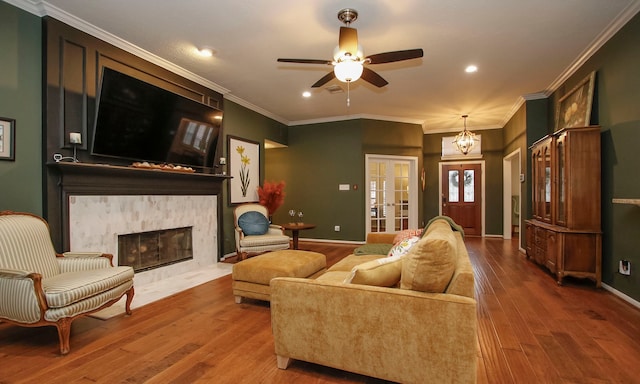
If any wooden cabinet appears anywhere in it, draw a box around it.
[525,126,601,287]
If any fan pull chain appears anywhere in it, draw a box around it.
[346,80,351,108]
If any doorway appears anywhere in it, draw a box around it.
[503,149,522,241]
[365,155,419,233]
[439,161,484,236]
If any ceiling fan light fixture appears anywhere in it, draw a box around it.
[333,44,364,62]
[334,59,363,82]
[453,115,478,155]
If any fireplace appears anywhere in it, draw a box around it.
[47,162,230,287]
[118,227,193,272]
[67,194,218,287]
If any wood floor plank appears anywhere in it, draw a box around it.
[2,237,640,383]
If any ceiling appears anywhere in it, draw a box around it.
[11,0,640,132]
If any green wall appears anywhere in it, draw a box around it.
[549,12,640,300]
[263,119,424,247]
[0,3,42,214]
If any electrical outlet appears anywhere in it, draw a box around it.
[334,225,340,232]
[619,260,631,275]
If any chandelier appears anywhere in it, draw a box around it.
[453,115,477,155]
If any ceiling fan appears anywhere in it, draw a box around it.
[277,8,424,88]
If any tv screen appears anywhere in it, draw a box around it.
[92,67,223,171]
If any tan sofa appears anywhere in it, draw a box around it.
[270,218,477,384]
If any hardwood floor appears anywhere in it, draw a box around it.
[1,237,639,383]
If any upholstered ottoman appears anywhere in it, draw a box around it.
[232,250,326,303]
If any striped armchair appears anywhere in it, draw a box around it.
[234,203,290,260]
[0,211,135,354]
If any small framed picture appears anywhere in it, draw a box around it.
[0,117,16,161]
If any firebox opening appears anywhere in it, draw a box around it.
[118,227,193,272]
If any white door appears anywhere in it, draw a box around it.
[366,155,419,233]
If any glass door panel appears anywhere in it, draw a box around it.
[463,170,475,202]
[367,158,415,233]
[369,161,387,232]
[393,162,410,231]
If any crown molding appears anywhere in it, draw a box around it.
[547,0,640,92]
[223,94,289,126]
[288,113,424,127]
[2,0,46,15]
[7,0,231,96]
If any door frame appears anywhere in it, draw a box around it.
[503,148,522,241]
[438,160,485,237]
[365,154,419,234]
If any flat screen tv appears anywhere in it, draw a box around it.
[92,67,223,171]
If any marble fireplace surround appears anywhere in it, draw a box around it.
[69,195,218,287]
[47,163,233,309]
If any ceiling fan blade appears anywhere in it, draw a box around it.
[361,67,388,87]
[311,71,336,88]
[339,27,358,56]
[277,58,333,65]
[366,49,424,64]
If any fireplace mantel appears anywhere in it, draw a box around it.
[47,162,231,252]
[48,162,231,195]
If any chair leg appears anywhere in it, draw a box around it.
[124,286,135,315]
[56,317,72,355]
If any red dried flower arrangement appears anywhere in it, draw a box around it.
[257,181,286,216]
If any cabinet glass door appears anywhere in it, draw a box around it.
[543,144,552,223]
[532,148,543,220]
[555,133,567,226]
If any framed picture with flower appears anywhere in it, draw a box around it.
[555,71,596,131]
[228,135,260,204]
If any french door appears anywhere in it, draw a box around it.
[366,155,418,233]
[440,162,483,236]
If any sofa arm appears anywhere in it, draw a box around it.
[57,252,113,272]
[270,278,477,384]
[0,270,47,323]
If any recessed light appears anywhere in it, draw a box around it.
[302,91,311,98]
[197,47,213,57]
[465,65,478,73]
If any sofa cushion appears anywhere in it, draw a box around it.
[387,236,420,258]
[392,228,423,244]
[328,254,385,272]
[401,225,457,293]
[353,243,393,256]
[344,255,403,287]
[238,211,270,235]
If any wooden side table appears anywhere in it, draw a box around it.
[280,223,316,250]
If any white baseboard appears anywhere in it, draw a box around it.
[602,283,640,309]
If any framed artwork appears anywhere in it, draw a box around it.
[228,135,260,204]
[555,71,596,131]
[0,117,15,161]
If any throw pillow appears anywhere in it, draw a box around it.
[343,255,403,287]
[401,225,457,293]
[387,236,421,258]
[238,211,270,236]
[353,243,394,256]
[392,228,424,244]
